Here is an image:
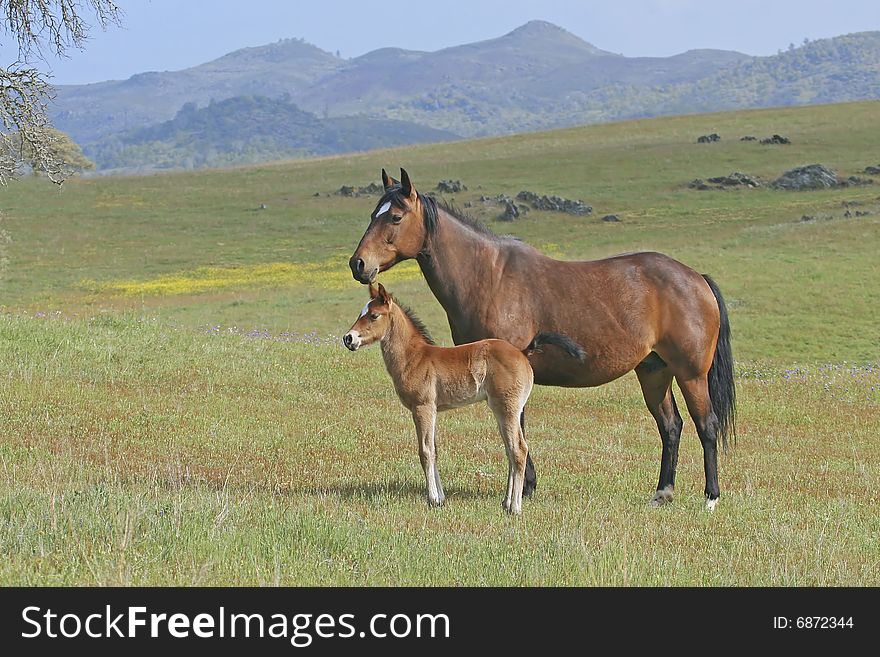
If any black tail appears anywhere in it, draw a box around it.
[703,274,736,450]
[525,332,586,361]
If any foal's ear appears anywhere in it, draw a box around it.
[368,283,379,299]
[399,168,417,201]
[381,168,398,190]
[377,283,391,306]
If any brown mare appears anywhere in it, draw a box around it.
[343,283,585,514]
[349,169,736,511]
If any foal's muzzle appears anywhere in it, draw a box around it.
[349,256,378,284]
[342,332,361,351]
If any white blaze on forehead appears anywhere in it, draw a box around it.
[359,301,371,318]
[374,201,392,218]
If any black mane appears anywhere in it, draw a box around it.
[399,303,436,345]
[374,185,502,240]
[434,198,499,238]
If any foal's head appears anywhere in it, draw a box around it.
[349,168,429,284]
[342,283,394,351]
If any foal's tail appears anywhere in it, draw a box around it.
[525,332,586,361]
[703,274,736,450]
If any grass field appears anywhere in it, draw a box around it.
[1,101,879,585]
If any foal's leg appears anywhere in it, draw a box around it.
[522,411,538,498]
[491,399,528,515]
[676,375,721,511]
[412,404,444,507]
[432,439,445,504]
[636,366,682,506]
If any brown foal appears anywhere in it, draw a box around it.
[343,283,583,515]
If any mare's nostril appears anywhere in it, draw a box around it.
[349,256,367,281]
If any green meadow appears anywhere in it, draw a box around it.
[1,101,878,585]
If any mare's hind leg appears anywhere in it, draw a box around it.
[676,375,721,511]
[522,411,537,497]
[636,365,682,507]
[411,404,445,507]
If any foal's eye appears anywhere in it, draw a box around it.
[390,215,402,224]
[370,313,380,320]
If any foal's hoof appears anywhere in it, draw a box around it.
[705,497,719,512]
[502,501,522,516]
[649,486,674,507]
[427,497,445,508]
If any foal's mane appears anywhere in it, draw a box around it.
[395,301,436,346]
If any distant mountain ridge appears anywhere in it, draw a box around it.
[53,37,340,146]
[49,21,880,172]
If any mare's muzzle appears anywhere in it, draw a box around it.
[349,256,378,284]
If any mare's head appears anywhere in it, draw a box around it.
[349,168,432,284]
[343,283,394,351]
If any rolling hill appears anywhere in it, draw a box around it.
[1,101,878,586]
[86,95,458,172]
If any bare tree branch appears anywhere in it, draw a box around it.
[0,63,65,184]
[1,0,121,60]
[0,1,122,185]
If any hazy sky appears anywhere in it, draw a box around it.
[2,0,878,85]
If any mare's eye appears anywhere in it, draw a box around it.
[370,313,380,320]
[391,215,402,224]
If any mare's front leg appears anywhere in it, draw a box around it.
[412,404,445,507]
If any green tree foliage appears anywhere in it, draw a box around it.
[15,127,94,174]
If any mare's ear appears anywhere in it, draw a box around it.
[368,283,379,299]
[399,168,417,202]
[381,168,398,190]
